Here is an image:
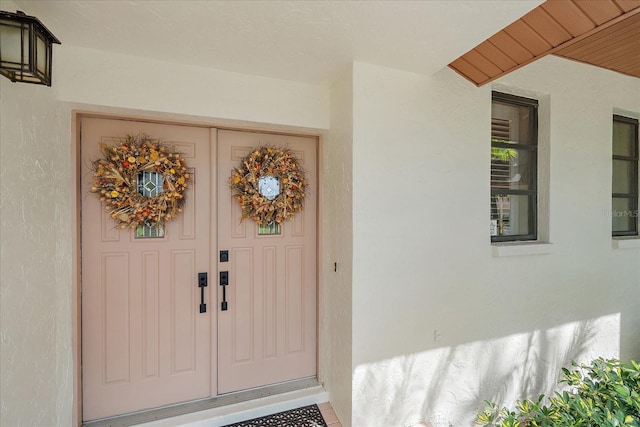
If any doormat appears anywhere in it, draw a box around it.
[223,404,327,427]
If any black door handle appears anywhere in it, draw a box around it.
[198,272,207,313]
[220,271,229,311]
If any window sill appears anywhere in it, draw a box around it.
[491,242,553,257]
[612,237,640,249]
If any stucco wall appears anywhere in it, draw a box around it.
[350,58,640,427]
[320,68,354,426]
[55,45,329,130]
[0,71,73,424]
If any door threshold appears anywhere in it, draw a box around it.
[83,378,327,427]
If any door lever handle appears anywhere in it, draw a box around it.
[198,272,207,313]
[220,271,229,311]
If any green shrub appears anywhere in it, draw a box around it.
[476,358,640,427]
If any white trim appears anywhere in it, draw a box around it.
[612,238,640,249]
[133,386,329,427]
[492,242,554,257]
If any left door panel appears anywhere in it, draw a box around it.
[81,118,211,421]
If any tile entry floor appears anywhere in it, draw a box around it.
[317,402,342,427]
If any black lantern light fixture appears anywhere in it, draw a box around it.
[0,10,60,86]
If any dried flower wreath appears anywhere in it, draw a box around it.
[90,134,191,229]
[229,146,306,226]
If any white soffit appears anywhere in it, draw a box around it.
[14,0,543,84]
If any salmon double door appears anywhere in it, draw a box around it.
[80,118,317,421]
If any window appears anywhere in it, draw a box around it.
[490,92,538,242]
[612,115,639,236]
[135,171,165,238]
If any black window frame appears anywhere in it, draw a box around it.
[612,114,639,237]
[490,92,538,243]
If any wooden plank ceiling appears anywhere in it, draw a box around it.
[449,0,640,86]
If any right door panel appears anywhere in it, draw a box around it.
[216,129,318,394]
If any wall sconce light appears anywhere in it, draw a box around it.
[0,10,61,86]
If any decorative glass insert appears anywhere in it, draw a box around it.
[136,224,165,238]
[258,222,281,235]
[137,171,164,197]
[258,176,280,200]
[135,171,165,238]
